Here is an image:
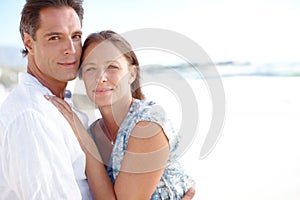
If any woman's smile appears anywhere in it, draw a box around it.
[93,87,113,95]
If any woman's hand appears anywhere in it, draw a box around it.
[44,94,81,136]
[45,95,116,200]
[44,95,97,156]
[182,187,196,200]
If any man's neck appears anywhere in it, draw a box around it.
[27,61,67,99]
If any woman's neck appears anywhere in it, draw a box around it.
[100,96,134,139]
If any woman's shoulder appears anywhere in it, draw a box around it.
[129,99,154,113]
[128,99,178,145]
[118,99,168,141]
[130,99,167,124]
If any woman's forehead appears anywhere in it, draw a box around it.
[83,41,123,62]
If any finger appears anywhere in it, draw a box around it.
[181,187,195,200]
[52,95,73,113]
[45,95,73,121]
[52,100,73,121]
[44,94,72,113]
[48,96,65,111]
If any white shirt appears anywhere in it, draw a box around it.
[0,73,92,200]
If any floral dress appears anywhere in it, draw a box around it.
[93,99,195,200]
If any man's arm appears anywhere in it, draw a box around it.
[3,111,82,199]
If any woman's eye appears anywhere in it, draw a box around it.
[108,64,118,69]
[85,67,96,72]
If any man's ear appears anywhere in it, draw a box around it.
[23,32,34,54]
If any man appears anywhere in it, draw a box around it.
[0,0,195,199]
[0,0,92,199]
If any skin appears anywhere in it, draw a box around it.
[24,7,82,98]
[46,94,115,200]
[23,6,115,199]
[81,41,169,200]
[47,38,195,199]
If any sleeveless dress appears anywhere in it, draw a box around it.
[91,99,195,200]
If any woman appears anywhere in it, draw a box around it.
[47,30,195,199]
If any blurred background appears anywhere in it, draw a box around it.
[1,0,300,199]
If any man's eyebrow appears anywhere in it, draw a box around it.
[43,31,82,38]
[73,31,83,35]
[43,32,62,38]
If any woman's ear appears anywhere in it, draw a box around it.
[129,65,137,84]
[23,32,34,55]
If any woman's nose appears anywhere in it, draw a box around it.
[96,71,108,83]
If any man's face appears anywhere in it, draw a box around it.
[30,7,82,82]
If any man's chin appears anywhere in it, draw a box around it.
[65,73,78,82]
[69,76,77,81]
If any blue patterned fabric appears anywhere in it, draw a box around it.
[104,99,195,199]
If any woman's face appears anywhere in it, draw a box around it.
[81,41,134,107]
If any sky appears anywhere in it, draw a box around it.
[0,0,299,63]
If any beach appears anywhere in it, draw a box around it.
[179,76,300,200]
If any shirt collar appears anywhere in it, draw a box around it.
[18,72,53,95]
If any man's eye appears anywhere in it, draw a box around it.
[49,36,60,41]
[73,34,82,40]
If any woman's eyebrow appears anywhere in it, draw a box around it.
[82,62,97,66]
[104,60,121,65]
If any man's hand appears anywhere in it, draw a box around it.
[182,187,196,200]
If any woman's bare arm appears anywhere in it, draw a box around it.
[45,95,116,200]
[113,121,169,200]
[46,95,194,199]
[114,120,195,200]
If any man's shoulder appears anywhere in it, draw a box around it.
[0,84,47,124]
[1,85,34,108]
